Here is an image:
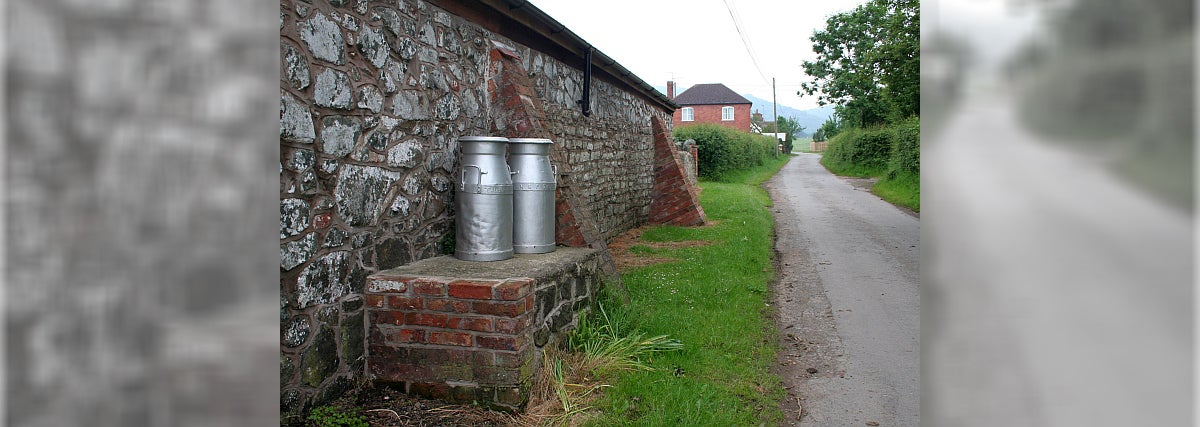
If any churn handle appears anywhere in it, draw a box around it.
[461,165,485,191]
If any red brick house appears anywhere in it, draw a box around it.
[669,82,753,132]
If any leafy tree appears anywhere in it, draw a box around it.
[776,116,806,140]
[812,115,842,142]
[775,116,805,152]
[800,0,919,127]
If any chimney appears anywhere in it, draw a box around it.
[667,81,675,100]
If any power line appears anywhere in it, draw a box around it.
[721,0,770,85]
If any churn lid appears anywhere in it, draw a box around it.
[507,138,554,144]
[458,136,509,143]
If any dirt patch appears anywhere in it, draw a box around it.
[837,176,919,218]
[288,386,515,427]
[839,176,878,191]
[770,245,848,425]
[607,225,713,271]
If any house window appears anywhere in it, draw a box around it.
[681,107,694,122]
[721,106,734,121]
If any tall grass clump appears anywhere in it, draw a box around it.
[520,299,683,426]
[568,302,684,375]
[674,123,777,181]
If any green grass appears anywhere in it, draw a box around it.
[872,172,920,211]
[792,137,814,153]
[819,157,885,178]
[584,155,789,426]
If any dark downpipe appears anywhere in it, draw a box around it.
[578,46,592,117]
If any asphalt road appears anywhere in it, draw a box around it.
[766,153,920,426]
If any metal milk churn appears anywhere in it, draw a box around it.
[455,136,514,261]
[507,138,557,254]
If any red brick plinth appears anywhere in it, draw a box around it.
[365,247,601,411]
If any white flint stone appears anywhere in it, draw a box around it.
[300,12,346,64]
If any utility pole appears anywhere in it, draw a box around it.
[772,77,779,155]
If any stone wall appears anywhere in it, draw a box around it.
[527,57,669,242]
[677,139,699,186]
[279,0,677,418]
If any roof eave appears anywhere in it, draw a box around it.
[437,0,678,112]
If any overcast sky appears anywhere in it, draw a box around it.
[530,0,873,111]
[530,0,1042,111]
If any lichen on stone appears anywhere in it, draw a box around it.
[390,90,429,120]
[280,92,316,143]
[282,43,311,90]
[320,116,361,158]
[387,139,423,168]
[281,232,317,270]
[287,148,315,171]
[300,12,346,65]
[295,251,353,308]
[388,195,410,218]
[314,68,353,109]
[356,26,389,69]
[334,164,403,226]
[434,93,460,120]
[282,315,311,347]
[356,85,383,113]
[280,198,311,238]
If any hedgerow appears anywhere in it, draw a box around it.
[674,124,777,182]
[820,117,920,210]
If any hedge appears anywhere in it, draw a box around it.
[674,123,777,181]
[887,116,920,178]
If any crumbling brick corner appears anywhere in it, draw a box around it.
[648,116,707,226]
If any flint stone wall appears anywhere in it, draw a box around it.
[279,0,671,418]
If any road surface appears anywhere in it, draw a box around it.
[766,154,920,426]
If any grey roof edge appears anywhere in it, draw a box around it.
[467,0,679,112]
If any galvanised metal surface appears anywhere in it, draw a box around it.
[455,136,514,261]
[508,138,557,254]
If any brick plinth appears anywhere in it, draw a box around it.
[365,247,601,411]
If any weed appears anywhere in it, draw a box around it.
[568,303,684,376]
[306,405,368,427]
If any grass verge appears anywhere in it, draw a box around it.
[580,154,790,426]
[818,119,920,212]
[872,172,920,212]
[819,157,884,178]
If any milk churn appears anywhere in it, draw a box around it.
[455,136,514,261]
[508,138,557,254]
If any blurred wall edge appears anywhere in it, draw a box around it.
[5,0,281,425]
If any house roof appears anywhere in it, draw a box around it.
[673,84,752,106]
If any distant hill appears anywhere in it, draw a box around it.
[741,94,834,137]
[653,85,835,137]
